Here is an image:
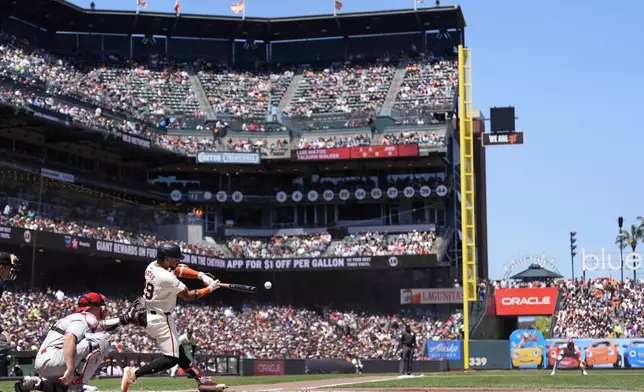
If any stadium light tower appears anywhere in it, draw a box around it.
[569,232,577,280]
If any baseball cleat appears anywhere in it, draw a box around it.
[550,371,555,376]
[120,366,137,392]
[14,376,41,392]
[582,370,588,376]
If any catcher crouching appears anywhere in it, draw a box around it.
[14,293,148,392]
[550,339,588,376]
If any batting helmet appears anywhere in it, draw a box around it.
[0,252,20,281]
[157,243,184,260]
[77,292,108,320]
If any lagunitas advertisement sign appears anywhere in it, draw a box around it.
[400,288,463,304]
[253,360,284,376]
[494,287,559,316]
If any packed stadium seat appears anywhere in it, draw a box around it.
[283,60,396,117]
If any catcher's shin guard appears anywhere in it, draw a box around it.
[185,363,209,383]
[74,332,110,385]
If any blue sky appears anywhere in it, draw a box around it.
[69,0,644,280]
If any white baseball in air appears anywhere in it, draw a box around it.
[264,281,272,290]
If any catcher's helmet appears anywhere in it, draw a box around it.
[77,292,108,320]
[0,252,20,281]
[157,243,184,260]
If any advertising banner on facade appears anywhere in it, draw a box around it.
[253,360,285,376]
[543,338,634,369]
[494,287,558,316]
[509,329,545,369]
[400,288,463,304]
[291,144,419,161]
[426,341,462,360]
[0,226,438,270]
[196,151,261,164]
[508,330,639,369]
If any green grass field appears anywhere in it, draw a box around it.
[2,370,644,391]
[343,369,644,390]
[0,373,367,391]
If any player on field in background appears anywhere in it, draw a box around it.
[15,292,146,392]
[550,339,588,376]
[120,243,226,392]
[170,327,197,378]
[0,252,21,363]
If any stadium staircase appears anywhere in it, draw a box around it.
[470,285,518,339]
[185,64,216,119]
[378,59,409,116]
[278,64,307,113]
[322,239,343,256]
[202,236,233,257]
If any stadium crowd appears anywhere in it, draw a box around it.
[395,57,458,111]
[382,131,445,148]
[333,231,437,257]
[297,135,372,149]
[227,234,332,259]
[551,278,644,339]
[196,62,295,118]
[3,288,463,361]
[283,60,396,117]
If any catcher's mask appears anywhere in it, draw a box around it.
[77,292,108,320]
[0,252,20,281]
[567,339,574,350]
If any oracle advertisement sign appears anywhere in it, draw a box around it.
[494,287,559,316]
[253,360,285,376]
[291,144,419,161]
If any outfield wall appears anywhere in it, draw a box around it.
[5,336,642,378]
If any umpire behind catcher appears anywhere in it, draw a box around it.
[0,252,21,361]
[399,323,416,375]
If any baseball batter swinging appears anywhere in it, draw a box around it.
[15,292,145,392]
[120,243,226,392]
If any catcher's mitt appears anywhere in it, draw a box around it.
[124,297,148,328]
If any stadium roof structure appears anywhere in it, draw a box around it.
[0,0,466,41]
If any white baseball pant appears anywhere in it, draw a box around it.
[145,312,180,358]
[35,332,110,384]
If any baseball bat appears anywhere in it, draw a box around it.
[218,283,257,293]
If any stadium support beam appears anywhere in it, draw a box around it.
[458,44,477,370]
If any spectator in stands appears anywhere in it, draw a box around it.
[2,288,463,360]
[382,131,445,148]
[333,231,436,257]
[227,234,332,259]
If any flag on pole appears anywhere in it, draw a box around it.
[231,0,245,14]
[174,0,180,15]
[334,0,342,15]
[136,0,148,14]
[414,0,423,11]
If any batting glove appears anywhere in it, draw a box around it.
[207,280,221,292]
[198,271,216,286]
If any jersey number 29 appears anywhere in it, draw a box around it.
[144,282,155,300]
